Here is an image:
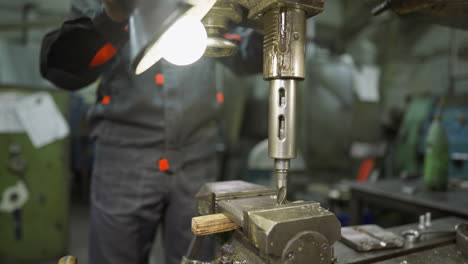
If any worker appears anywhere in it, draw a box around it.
[40,0,222,263]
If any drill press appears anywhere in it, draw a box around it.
[202,0,322,202]
[184,2,341,264]
[127,1,341,263]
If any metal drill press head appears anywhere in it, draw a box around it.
[201,0,324,201]
[263,7,306,200]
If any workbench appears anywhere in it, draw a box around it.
[334,216,467,264]
[348,179,468,225]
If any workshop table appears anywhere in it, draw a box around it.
[348,179,468,225]
[334,216,466,264]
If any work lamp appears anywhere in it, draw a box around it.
[129,0,216,74]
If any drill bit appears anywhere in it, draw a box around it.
[275,159,289,205]
[277,186,287,205]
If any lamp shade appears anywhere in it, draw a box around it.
[129,0,216,74]
[129,0,192,74]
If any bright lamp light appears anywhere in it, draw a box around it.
[159,16,208,66]
[130,0,215,75]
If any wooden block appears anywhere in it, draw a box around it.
[192,213,240,236]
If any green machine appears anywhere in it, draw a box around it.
[424,114,449,191]
[0,87,70,263]
[392,97,433,177]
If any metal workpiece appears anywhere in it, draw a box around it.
[202,0,242,57]
[263,7,306,80]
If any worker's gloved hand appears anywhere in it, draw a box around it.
[102,0,129,23]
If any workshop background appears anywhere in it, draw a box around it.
[1,0,468,263]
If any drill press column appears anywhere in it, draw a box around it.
[263,7,306,201]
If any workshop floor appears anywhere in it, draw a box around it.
[40,201,164,264]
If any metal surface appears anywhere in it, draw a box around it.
[183,236,213,264]
[195,181,277,217]
[217,196,278,226]
[268,78,298,196]
[243,201,341,257]
[235,0,324,21]
[456,223,468,258]
[201,0,322,200]
[376,244,468,264]
[335,217,465,264]
[194,181,341,264]
[268,80,297,159]
[349,179,468,225]
[277,186,287,205]
[401,229,455,244]
[341,225,404,252]
[263,6,306,197]
[263,8,306,80]
[195,3,326,262]
[205,37,238,57]
[202,0,242,58]
[281,231,331,263]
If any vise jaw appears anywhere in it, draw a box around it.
[195,181,341,264]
